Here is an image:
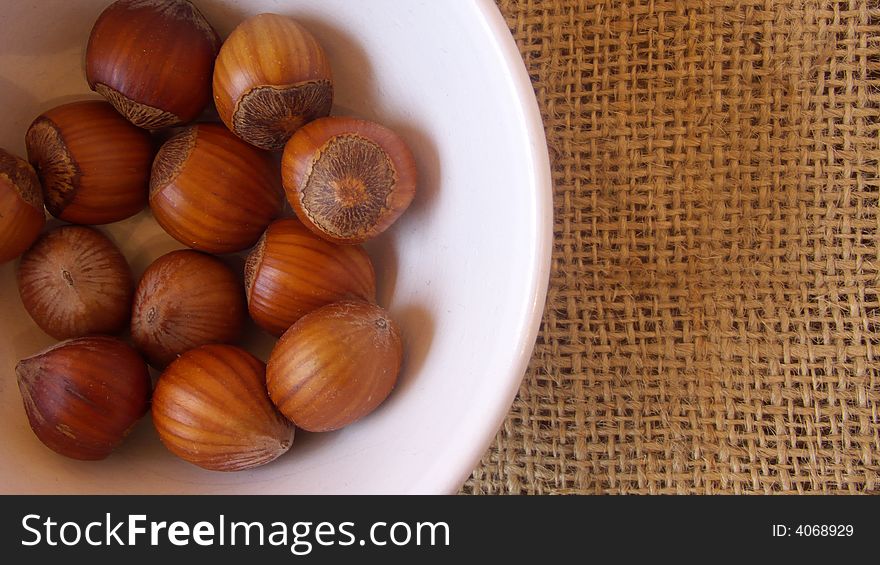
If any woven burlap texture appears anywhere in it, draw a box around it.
[464,0,880,494]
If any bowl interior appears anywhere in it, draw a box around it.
[0,0,549,494]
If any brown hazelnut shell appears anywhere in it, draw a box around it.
[25,100,154,225]
[267,300,403,432]
[16,336,151,461]
[86,0,221,129]
[0,148,44,263]
[131,249,246,369]
[281,117,417,244]
[150,123,283,254]
[152,344,295,471]
[17,225,133,340]
[213,13,333,150]
[245,219,376,337]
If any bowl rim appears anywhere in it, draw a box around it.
[416,0,554,494]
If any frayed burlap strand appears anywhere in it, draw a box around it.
[463,0,880,494]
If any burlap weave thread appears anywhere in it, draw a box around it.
[464,0,880,494]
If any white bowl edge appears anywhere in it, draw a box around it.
[414,0,553,495]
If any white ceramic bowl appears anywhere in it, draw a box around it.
[0,0,551,494]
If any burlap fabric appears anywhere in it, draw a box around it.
[464,0,880,494]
